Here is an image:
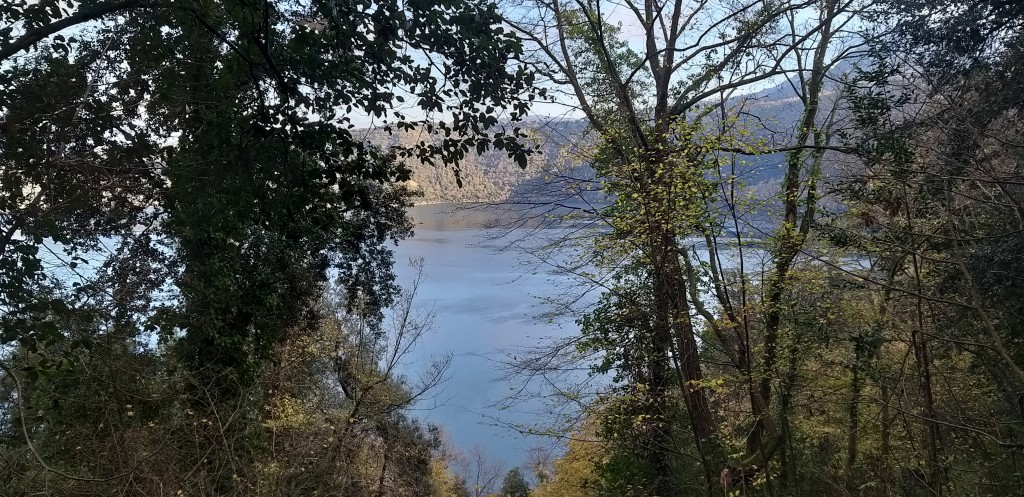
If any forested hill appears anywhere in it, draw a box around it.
[377,76,835,207]
[360,119,591,204]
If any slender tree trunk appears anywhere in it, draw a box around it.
[375,441,390,497]
[752,1,837,476]
[911,324,943,496]
[846,385,860,473]
[907,204,943,495]
[648,322,681,497]
[846,350,863,477]
[653,228,718,496]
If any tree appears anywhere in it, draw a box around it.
[502,0,866,494]
[431,456,473,497]
[813,8,1024,491]
[1,0,539,490]
[1,0,536,379]
[0,259,455,496]
[531,434,602,497]
[500,467,531,497]
[456,445,506,497]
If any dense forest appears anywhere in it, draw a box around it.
[1,0,1023,496]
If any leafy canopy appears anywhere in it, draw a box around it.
[0,0,538,385]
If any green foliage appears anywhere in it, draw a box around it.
[515,1,1024,496]
[878,0,1024,74]
[499,468,531,497]
[0,0,538,385]
[0,276,453,496]
[531,429,602,497]
[1,0,538,493]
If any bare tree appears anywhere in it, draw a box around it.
[498,0,872,493]
[329,257,451,428]
[454,444,506,497]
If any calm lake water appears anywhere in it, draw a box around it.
[392,204,585,466]
[390,203,778,466]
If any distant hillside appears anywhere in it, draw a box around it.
[361,69,855,207]
[361,119,591,204]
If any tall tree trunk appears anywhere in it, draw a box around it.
[652,225,718,496]
[846,348,863,477]
[908,214,944,495]
[648,322,681,497]
[635,132,722,495]
[911,325,943,496]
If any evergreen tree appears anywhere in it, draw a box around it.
[500,468,530,497]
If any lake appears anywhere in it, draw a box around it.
[390,203,774,467]
[392,203,589,467]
